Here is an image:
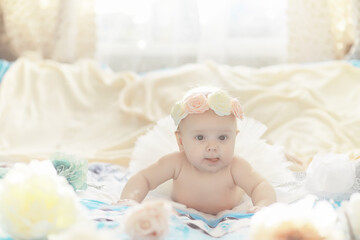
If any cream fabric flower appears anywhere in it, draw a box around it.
[0,160,81,240]
[125,201,172,240]
[185,94,209,114]
[207,90,232,116]
[170,101,188,126]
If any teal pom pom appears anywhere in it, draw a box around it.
[50,152,88,191]
[0,167,10,179]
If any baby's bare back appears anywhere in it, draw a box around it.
[171,160,244,215]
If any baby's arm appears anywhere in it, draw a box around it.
[231,157,276,211]
[120,153,180,203]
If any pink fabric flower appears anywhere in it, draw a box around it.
[125,201,172,240]
[185,94,209,114]
[231,99,244,120]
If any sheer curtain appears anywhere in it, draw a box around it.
[95,0,287,72]
[0,0,358,72]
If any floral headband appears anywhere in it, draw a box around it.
[170,90,244,126]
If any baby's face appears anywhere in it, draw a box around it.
[176,110,238,173]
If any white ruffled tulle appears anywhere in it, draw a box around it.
[235,117,294,186]
[129,116,295,199]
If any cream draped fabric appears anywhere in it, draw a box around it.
[0,58,359,166]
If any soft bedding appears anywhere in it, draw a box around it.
[0,162,256,239]
[75,163,303,239]
[0,160,352,239]
[0,57,360,239]
[78,163,253,239]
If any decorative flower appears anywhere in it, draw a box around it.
[51,152,88,191]
[305,154,355,199]
[170,101,188,126]
[185,94,209,114]
[124,201,172,240]
[0,160,81,240]
[170,88,243,126]
[231,99,244,120]
[340,193,360,238]
[207,90,232,116]
[250,196,344,240]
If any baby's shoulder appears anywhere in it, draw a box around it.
[230,155,253,172]
[158,152,186,179]
[157,151,186,169]
[231,155,247,164]
[160,151,185,162]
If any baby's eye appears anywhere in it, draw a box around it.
[195,135,204,141]
[219,135,227,140]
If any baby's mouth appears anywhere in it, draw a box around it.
[204,157,220,163]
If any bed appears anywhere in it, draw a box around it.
[0,57,359,239]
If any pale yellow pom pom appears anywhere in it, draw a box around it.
[0,160,81,240]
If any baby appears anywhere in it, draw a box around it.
[120,87,276,214]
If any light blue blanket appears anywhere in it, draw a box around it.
[81,199,251,240]
[0,60,11,84]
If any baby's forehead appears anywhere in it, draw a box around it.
[179,122,237,133]
[189,128,236,133]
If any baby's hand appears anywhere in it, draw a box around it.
[247,205,263,213]
[113,199,139,206]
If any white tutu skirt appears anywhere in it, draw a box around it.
[129,116,296,203]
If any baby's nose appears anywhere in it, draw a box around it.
[206,143,217,152]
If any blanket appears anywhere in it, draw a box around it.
[0,58,360,166]
[0,60,11,83]
[0,161,348,240]
[81,199,251,239]
[77,163,303,239]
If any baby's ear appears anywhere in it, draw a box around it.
[175,131,184,151]
[236,130,240,135]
